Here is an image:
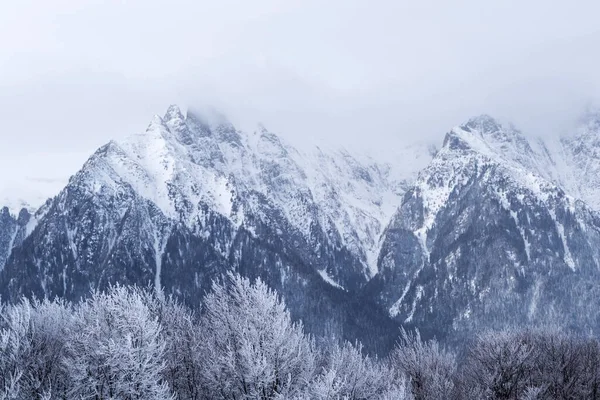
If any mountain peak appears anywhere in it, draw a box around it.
[448,114,528,151]
[163,105,193,145]
[461,114,503,134]
[164,104,185,123]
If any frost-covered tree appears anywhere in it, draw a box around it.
[458,329,536,400]
[0,300,30,400]
[531,329,586,398]
[9,275,600,400]
[0,299,72,400]
[578,337,600,400]
[19,299,72,400]
[198,272,315,399]
[457,328,600,400]
[390,329,456,400]
[523,328,600,400]
[144,292,204,400]
[66,286,173,400]
[310,340,411,400]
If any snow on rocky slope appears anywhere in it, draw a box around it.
[371,114,600,342]
[67,105,433,283]
[0,105,434,282]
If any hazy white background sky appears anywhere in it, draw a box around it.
[1,0,600,202]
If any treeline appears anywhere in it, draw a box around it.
[1,273,600,400]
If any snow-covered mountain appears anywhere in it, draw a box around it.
[3,105,600,349]
[371,114,600,342]
[0,105,433,351]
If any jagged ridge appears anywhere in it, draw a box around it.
[371,114,600,342]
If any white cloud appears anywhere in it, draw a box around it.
[0,0,599,192]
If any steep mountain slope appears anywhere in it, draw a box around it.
[0,105,433,351]
[371,115,600,341]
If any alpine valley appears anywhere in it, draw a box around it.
[2,106,600,352]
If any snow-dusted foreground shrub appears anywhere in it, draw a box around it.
[2,273,599,399]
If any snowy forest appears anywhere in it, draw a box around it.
[1,272,599,400]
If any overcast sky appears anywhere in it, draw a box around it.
[1,0,600,199]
